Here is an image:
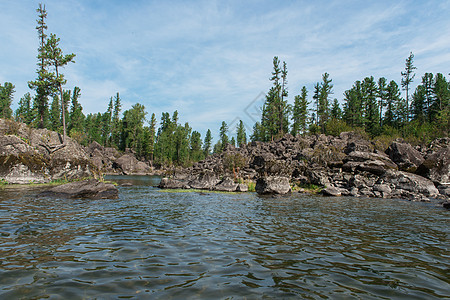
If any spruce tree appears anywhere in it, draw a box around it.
[421,73,434,122]
[362,76,380,136]
[111,92,122,148]
[250,122,264,142]
[384,80,403,128]
[411,85,426,122]
[330,98,342,119]
[68,87,84,135]
[190,131,203,162]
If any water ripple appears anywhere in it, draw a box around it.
[0,176,449,299]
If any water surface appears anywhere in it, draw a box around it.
[0,175,449,299]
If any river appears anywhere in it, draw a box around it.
[0,175,449,299]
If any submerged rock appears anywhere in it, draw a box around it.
[40,179,118,199]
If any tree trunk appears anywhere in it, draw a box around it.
[55,65,66,144]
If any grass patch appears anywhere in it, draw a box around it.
[292,183,323,194]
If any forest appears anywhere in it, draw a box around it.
[0,4,449,168]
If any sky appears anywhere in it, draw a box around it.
[1,0,450,139]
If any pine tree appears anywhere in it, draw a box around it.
[190,131,203,162]
[377,77,387,127]
[49,95,60,131]
[44,33,76,143]
[236,120,247,147]
[28,3,53,128]
[230,137,236,147]
[111,92,122,148]
[318,72,333,133]
[291,86,309,136]
[148,113,157,162]
[421,73,434,122]
[68,87,84,135]
[0,82,15,119]
[330,98,342,119]
[312,83,320,124]
[384,80,403,128]
[343,80,364,128]
[219,121,229,151]
[362,76,380,136]
[15,93,33,124]
[203,129,212,157]
[122,103,147,152]
[411,85,426,122]
[401,52,416,120]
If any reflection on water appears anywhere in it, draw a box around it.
[0,176,449,299]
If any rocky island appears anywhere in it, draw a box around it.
[160,132,450,206]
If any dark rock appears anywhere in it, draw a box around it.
[322,186,342,197]
[383,170,439,197]
[213,177,238,192]
[40,179,118,199]
[0,119,99,184]
[386,141,424,172]
[236,183,248,192]
[115,154,151,175]
[255,176,291,194]
[158,178,185,189]
[188,172,219,190]
[416,146,450,185]
[443,202,450,209]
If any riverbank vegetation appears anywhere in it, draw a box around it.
[0,4,448,170]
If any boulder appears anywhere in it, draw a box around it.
[416,146,450,185]
[386,141,424,172]
[158,178,185,189]
[255,176,291,194]
[188,172,219,190]
[322,186,342,197]
[0,119,99,184]
[236,183,248,192]
[115,154,151,175]
[40,179,118,199]
[383,170,439,198]
[213,177,238,192]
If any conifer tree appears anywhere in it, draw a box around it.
[330,98,342,119]
[250,121,264,142]
[421,73,434,122]
[111,92,122,148]
[0,82,15,119]
[401,52,416,120]
[377,77,387,126]
[411,85,426,122]
[384,80,403,128]
[68,87,84,135]
[291,86,309,136]
[148,113,157,162]
[343,80,364,128]
[190,131,203,162]
[318,73,333,133]
[28,3,53,128]
[49,95,60,131]
[44,33,76,143]
[219,121,229,151]
[362,76,380,136]
[203,129,212,157]
[236,120,247,147]
[15,93,33,124]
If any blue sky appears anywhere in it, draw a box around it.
[1,0,449,139]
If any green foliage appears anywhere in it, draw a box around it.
[222,153,246,172]
[325,118,352,137]
[291,86,309,136]
[236,120,247,147]
[219,121,229,151]
[0,82,15,119]
[203,129,212,157]
[15,93,33,124]
[401,52,416,118]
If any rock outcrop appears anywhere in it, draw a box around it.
[0,119,99,184]
[40,179,118,199]
[85,142,152,175]
[158,131,449,203]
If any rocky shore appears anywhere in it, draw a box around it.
[159,132,450,206]
[0,118,153,184]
